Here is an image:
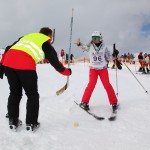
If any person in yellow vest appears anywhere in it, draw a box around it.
[0,27,72,131]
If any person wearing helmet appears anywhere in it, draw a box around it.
[143,53,149,73]
[0,27,72,131]
[148,54,150,70]
[138,52,144,72]
[75,31,118,112]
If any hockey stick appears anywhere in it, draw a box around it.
[56,8,74,96]
[51,29,55,44]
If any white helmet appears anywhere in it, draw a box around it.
[91,31,103,42]
[92,31,101,37]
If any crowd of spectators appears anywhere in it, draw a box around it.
[116,52,150,73]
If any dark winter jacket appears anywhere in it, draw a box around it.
[138,53,143,60]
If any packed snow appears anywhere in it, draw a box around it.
[0,62,150,150]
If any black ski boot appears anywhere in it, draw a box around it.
[112,103,119,113]
[146,68,149,73]
[138,67,142,72]
[143,68,146,74]
[9,118,22,131]
[80,102,90,111]
[26,122,40,132]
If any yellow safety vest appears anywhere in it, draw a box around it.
[11,33,50,63]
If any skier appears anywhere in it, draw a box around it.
[60,49,65,64]
[75,31,119,112]
[65,53,74,64]
[148,54,150,70]
[123,53,127,62]
[143,53,149,73]
[0,27,72,131]
[138,52,144,72]
[65,53,69,64]
[70,53,74,63]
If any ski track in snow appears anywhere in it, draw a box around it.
[0,63,150,150]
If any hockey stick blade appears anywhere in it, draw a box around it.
[56,83,68,96]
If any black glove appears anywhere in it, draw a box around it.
[112,49,119,57]
[68,68,72,75]
[116,59,122,70]
[0,64,5,79]
[112,44,119,58]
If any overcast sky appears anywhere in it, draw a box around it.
[0,0,150,57]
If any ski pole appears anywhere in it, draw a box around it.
[113,44,119,96]
[115,59,119,96]
[122,61,148,94]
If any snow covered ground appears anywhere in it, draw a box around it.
[0,62,150,150]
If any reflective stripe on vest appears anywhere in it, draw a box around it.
[11,33,50,63]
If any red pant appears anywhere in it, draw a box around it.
[82,68,118,105]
